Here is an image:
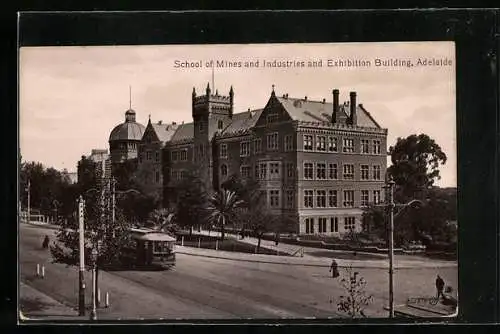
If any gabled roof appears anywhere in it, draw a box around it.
[169,122,194,143]
[276,96,381,129]
[151,123,179,143]
[220,109,263,137]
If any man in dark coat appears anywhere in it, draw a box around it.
[436,275,445,299]
[329,259,339,278]
[42,235,50,249]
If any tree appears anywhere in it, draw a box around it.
[388,134,447,200]
[146,207,178,235]
[172,172,208,234]
[206,189,244,241]
[337,266,373,318]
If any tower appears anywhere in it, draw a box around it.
[191,83,234,189]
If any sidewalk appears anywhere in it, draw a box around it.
[175,245,457,269]
[19,282,82,321]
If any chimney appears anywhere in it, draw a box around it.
[332,89,339,124]
[350,91,357,126]
[322,98,326,104]
[158,120,162,125]
[304,96,308,101]
[172,121,176,125]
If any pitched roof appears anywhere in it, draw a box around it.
[169,122,194,143]
[151,123,179,143]
[276,96,381,128]
[220,109,263,136]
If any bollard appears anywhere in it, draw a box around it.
[216,240,218,251]
[36,264,40,277]
[181,236,184,246]
[105,292,109,308]
[198,238,201,248]
[41,265,45,278]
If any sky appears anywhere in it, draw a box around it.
[19,42,456,187]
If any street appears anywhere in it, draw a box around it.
[19,223,457,320]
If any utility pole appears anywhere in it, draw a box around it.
[27,179,31,224]
[78,196,86,316]
[384,178,396,318]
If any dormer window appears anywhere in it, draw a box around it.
[218,120,224,130]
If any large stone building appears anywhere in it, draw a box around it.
[156,84,387,235]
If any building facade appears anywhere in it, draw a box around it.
[108,108,146,165]
[159,84,388,236]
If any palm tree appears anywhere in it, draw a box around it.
[206,189,243,241]
[147,207,177,235]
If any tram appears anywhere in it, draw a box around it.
[120,227,176,268]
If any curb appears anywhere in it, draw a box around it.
[176,249,457,269]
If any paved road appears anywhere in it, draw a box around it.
[19,223,457,320]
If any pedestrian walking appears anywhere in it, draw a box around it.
[435,275,445,299]
[42,235,50,249]
[329,259,339,278]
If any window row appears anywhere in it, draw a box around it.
[171,149,188,162]
[304,216,356,234]
[303,135,382,154]
[220,161,296,181]
[256,189,295,208]
[170,169,188,181]
[303,189,382,208]
[139,150,160,163]
[303,163,381,180]
[219,133,295,158]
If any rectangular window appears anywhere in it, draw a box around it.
[305,218,315,234]
[361,165,369,180]
[328,163,338,179]
[180,170,187,180]
[254,164,259,178]
[373,165,381,180]
[171,151,178,162]
[304,162,314,180]
[316,190,326,208]
[343,138,354,153]
[155,151,160,162]
[343,164,354,179]
[343,190,355,207]
[316,136,326,151]
[286,190,294,208]
[269,162,280,179]
[284,135,293,152]
[344,217,356,231]
[180,149,187,161]
[240,141,251,157]
[361,190,369,207]
[316,163,327,180]
[138,153,143,163]
[328,137,338,152]
[361,139,370,154]
[240,165,251,178]
[330,217,339,233]
[259,162,267,180]
[198,121,204,133]
[147,151,152,160]
[373,190,381,204]
[373,140,381,154]
[220,144,228,158]
[269,190,280,208]
[303,135,313,151]
[267,132,279,151]
[304,190,314,208]
[318,218,327,233]
[267,114,279,124]
[286,162,294,178]
[328,190,338,207]
[254,138,262,154]
[155,170,160,183]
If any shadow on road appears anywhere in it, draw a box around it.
[20,297,50,313]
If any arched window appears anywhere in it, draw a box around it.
[220,164,228,178]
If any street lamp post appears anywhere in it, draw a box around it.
[27,179,31,224]
[90,247,98,320]
[383,179,396,318]
[78,196,86,316]
[383,177,423,319]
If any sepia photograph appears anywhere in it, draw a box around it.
[18,41,457,321]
